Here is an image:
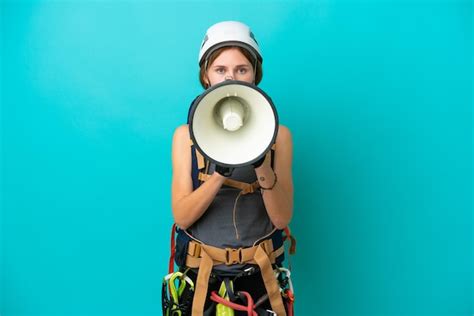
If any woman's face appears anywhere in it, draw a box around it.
[205,48,255,87]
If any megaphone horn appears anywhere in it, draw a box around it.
[189,80,278,168]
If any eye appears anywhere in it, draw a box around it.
[215,67,225,74]
[238,67,249,74]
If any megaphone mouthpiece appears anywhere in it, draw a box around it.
[217,97,245,132]
[222,113,243,131]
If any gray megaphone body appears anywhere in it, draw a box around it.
[189,80,279,168]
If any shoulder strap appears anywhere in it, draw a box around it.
[190,143,200,190]
[188,95,205,190]
[190,142,208,190]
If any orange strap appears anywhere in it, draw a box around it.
[198,172,260,195]
[195,150,205,170]
[254,244,286,316]
[191,247,214,316]
[284,227,297,255]
[185,240,284,267]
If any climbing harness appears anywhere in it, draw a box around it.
[164,224,296,316]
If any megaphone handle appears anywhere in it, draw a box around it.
[215,164,234,177]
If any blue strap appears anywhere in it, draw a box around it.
[188,95,203,191]
[191,144,201,191]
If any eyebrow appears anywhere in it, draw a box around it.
[212,64,251,68]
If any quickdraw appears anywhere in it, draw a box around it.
[275,267,295,316]
[162,271,195,316]
[215,280,235,316]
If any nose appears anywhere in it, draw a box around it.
[224,74,234,80]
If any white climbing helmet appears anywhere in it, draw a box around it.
[198,21,262,66]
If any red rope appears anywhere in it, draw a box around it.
[210,291,257,316]
[286,289,294,316]
[168,223,177,274]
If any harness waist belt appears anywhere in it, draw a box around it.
[186,239,284,267]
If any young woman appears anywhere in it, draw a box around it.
[170,21,294,316]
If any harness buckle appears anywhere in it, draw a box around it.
[189,242,201,257]
[225,247,243,265]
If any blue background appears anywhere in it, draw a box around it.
[1,0,472,315]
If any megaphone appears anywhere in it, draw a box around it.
[189,80,278,168]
